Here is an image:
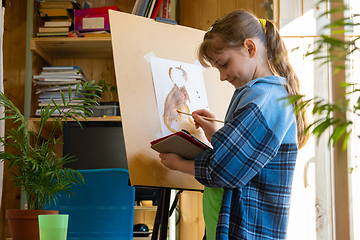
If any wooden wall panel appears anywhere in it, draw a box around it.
[178,0,202,30]
[0,1,28,239]
[198,0,218,32]
[237,0,256,13]
[179,0,269,31]
[218,0,237,17]
[179,191,205,240]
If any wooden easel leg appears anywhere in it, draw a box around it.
[151,188,171,240]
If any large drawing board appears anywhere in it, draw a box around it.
[109,11,233,190]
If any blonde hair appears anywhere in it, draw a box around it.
[198,10,309,149]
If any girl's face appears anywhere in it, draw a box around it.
[209,47,257,89]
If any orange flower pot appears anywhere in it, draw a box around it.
[6,209,59,240]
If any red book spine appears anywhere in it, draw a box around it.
[151,0,164,19]
[161,0,171,19]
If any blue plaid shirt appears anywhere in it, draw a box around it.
[194,76,298,240]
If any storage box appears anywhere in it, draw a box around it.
[74,6,118,32]
[88,102,120,117]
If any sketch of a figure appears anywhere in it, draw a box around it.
[163,66,198,134]
[150,56,209,138]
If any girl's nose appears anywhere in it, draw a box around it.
[219,70,228,81]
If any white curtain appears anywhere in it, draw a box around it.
[0,5,5,209]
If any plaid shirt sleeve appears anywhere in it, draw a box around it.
[194,102,280,188]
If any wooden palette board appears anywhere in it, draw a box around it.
[109,11,233,190]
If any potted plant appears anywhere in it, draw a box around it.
[0,81,101,240]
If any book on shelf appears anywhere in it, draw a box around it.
[150,129,212,160]
[34,66,86,80]
[34,74,86,81]
[35,107,84,117]
[38,8,73,19]
[37,99,83,107]
[38,91,85,99]
[39,0,81,9]
[34,69,85,77]
[135,0,150,16]
[132,0,141,14]
[151,0,163,19]
[145,0,156,18]
[38,92,85,106]
[159,0,171,19]
[42,66,82,71]
[38,27,70,33]
[37,70,82,75]
[133,0,165,18]
[35,80,82,85]
[40,66,85,77]
[38,91,71,99]
[37,31,70,37]
[36,83,82,94]
[34,66,88,113]
[44,20,72,27]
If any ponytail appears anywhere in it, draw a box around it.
[264,20,309,149]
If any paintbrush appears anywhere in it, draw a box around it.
[176,110,224,123]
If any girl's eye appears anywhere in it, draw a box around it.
[222,63,227,67]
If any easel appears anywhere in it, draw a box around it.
[109,10,233,238]
[151,188,184,240]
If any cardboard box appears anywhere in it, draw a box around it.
[74,6,118,32]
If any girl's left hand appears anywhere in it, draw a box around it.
[159,153,195,176]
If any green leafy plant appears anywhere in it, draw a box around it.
[94,75,118,101]
[285,0,360,150]
[0,81,101,210]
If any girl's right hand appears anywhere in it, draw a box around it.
[192,109,219,142]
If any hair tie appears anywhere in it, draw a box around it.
[259,18,266,28]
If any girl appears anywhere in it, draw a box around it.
[159,10,309,240]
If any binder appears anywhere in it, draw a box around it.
[150,130,211,160]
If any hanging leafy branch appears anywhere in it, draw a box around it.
[284,0,360,150]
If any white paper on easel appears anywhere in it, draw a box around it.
[150,56,209,140]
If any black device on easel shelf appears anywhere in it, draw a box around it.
[62,121,128,170]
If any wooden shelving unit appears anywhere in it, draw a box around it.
[134,205,157,240]
[30,37,113,65]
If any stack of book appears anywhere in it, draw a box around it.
[37,0,81,37]
[34,66,87,116]
[132,0,164,19]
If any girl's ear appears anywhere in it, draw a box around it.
[243,39,257,58]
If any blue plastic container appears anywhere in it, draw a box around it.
[44,168,135,240]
